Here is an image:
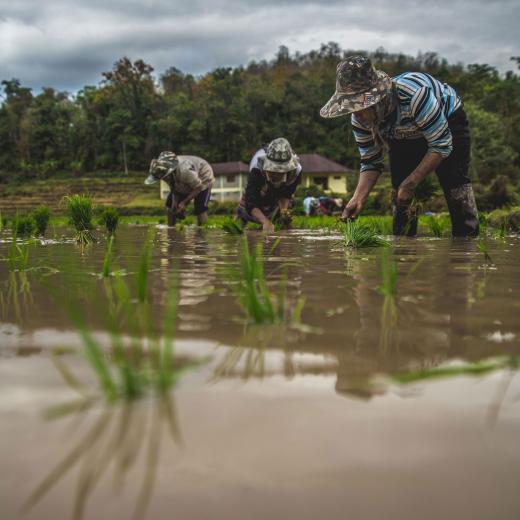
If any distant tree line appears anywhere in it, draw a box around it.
[1,43,519,200]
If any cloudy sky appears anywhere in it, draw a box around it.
[1,0,518,92]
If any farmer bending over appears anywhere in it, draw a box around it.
[237,138,302,232]
[320,56,479,236]
[145,152,214,226]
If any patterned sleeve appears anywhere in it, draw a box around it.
[351,115,384,173]
[410,86,453,157]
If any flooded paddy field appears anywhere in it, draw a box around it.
[1,225,520,520]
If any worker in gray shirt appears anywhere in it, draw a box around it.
[145,151,215,226]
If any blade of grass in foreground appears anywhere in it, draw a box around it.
[394,357,515,384]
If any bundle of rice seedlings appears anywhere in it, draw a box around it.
[64,194,96,245]
[343,220,390,248]
[99,207,120,235]
[32,206,51,236]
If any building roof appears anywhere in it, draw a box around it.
[211,161,249,175]
[298,154,351,174]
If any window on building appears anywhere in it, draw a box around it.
[313,176,329,190]
[334,176,342,180]
[226,175,236,184]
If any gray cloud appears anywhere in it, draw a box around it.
[0,0,518,92]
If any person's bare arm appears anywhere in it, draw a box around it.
[397,152,443,204]
[175,185,204,214]
[251,208,274,232]
[341,170,381,220]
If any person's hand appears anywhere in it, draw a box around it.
[397,179,417,205]
[280,208,292,228]
[175,201,186,214]
[340,197,364,221]
[262,221,275,232]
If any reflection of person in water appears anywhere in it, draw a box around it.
[334,244,478,399]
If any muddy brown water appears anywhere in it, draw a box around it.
[1,226,520,520]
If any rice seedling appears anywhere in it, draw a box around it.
[64,194,96,245]
[495,218,509,240]
[222,236,305,324]
[477,238,493,265]
[343,219,390,248]
[13,214,36,237]
[292,215,340,231]
[32,205,50,236]
[221,217,244,234]
[362,216,393,235]
[7,221,30,272]
[101,236,115,278]
[99,207,120,235]
[424,214,449,238]
[478,212,489,230]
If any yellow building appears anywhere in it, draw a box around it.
[298,154,351,194]
[160,154,351,202]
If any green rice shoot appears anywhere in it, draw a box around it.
[223,237,305,324]
[101,236,114,278]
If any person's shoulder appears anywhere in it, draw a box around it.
[249,148,266,171]
[394,72,431,100]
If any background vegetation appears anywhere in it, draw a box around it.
[1,44,519,210]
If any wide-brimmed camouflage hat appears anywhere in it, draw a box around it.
[320,56,393,118]
[261,138,299,174]
[144,151,179,185]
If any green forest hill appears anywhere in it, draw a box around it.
[1,44,519,214]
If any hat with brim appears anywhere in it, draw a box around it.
[261,153,299,174]
[144,154,179,186]
[320,56,393,119]
[144,174,158,185]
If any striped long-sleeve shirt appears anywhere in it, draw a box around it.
[352,72,462,173]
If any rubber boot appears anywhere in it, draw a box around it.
[392,190,418,236]
[444,183,479,237]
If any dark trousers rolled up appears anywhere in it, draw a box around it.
[388,107,479,237]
